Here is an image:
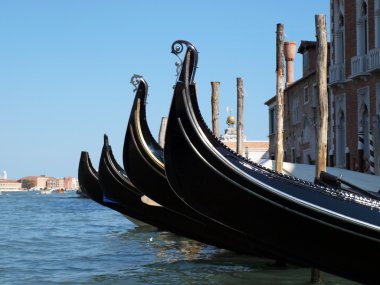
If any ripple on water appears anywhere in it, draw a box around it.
[0,192,359,285]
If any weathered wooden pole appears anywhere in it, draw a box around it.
[158,116,168,148]
[311,14,328,284]
[211,81,220,137]
[314,14,328,180]
[275,23,285,172]
[237,77,244,155]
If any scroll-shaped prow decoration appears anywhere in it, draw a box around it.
[130,74,143,92]
[129,74,150,111]
[171,40,198,85]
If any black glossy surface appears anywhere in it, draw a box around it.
[163,42,380,285]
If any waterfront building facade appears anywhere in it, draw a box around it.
[0,180,22,191]
[329,0,380,174]
[46,177,79,190]
[20,175,51,190]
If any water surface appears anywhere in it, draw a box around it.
[0,191,357,284]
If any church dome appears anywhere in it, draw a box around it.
[227,115,235,126]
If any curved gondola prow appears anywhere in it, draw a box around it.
[124,76,164,165]
[103,134,130,177]
[78,151,102,203]
[171,40,198,85]
[101,134,141,195]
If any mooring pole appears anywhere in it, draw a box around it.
[211,81,220,137]
[275,23,285,173]
[158,116,168,148]
[369,131,375,174]
[237,77,244,156]
[311,14,328,284]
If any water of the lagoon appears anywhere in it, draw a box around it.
[0,191,359,285]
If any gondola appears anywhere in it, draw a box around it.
[100,133,263,251]
[122,75,271,257]
[163,40,380,284]
[77,150,147,223]
[97,134,190,228]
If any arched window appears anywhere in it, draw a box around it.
[375,0,380,48]
[337,109,346,166]
[334,0,345,64]
[357,0,369,55]
[361,1,368,54]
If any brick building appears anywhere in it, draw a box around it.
[266,41,324,164]
[266,0,380,176]
[329,0,380,174]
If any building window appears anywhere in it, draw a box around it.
[357,0,369,55]
[292,97,300,124]
[312,84,318,108]
[303,50,309,70]
[334,0,345,64]
[291,148,296,163]
[269,107,276,135]
[375,0,380,48]
[304,86,309,104]
[336,109,346,167]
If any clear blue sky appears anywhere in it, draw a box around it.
[0,0,329,179]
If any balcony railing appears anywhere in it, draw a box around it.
[368,48,380,71]
[329,63,345,85]
[351,55,369,78]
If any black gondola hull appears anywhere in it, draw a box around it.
[164,44,380,284]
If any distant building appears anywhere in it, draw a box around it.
[19,175,51,190]
[219,115,269,162]
[46,177,79,190]
[0,179,22,191]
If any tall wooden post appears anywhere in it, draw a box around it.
[237,77,244,155]
[158,116,168,148]
[211,81,220,137]
[275,23,285,173]
[311,14,328,285]
[315,14,328,180]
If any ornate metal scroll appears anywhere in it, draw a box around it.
[130,74,143,92]
[171,40,198,83]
